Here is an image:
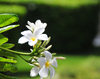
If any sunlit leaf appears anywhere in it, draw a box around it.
[0,25,19,33]
[0,14,19,27]
[0,57,17,63]
[0,34,8,45]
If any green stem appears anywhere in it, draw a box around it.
[0,46,31,56]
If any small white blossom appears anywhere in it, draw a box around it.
[18,20,48,46]
[39,51,57,79]
[30,51,57,79]
[26,20,47,32]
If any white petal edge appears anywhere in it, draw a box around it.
[18,36,28,44]
[35,20,47,29]
[38,57,46,67]
[39,66,48,78]
[30,66,39,77]
[21,30,32,36]
[43,23,47,28]
[44,51,52,60]
[37,34,48,40]
[51,58,57,67]
[26,25,33,31]
[35,20,41,27]
[27,21,35,28]
[49,67,55,79]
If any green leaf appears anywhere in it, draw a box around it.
[0,63,17,73]
[0,25,19,33]
[0,57,17,63]
[0,14,19,27]
[3,63,17,73]
[0,34,8,45]
[1,43,15,49]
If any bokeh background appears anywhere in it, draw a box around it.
[1,0,100,79]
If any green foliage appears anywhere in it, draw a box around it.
[1,43,15,49]
[2,63,17,73]
[0,34,8,45]
[0,25,19,33]
[0,14,19,27]
[0,13,19,78]
[0,5,27,15]
[0,63,17,73]
[0,0,99,8]
[33,0,99,8]
[0,57,17,63]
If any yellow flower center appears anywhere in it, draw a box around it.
[45,61,50,68]
[31,37,36,41]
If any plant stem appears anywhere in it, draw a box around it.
[0,46,31,56]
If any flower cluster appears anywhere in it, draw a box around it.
[30,51,57,79]
[18,20,48,46]
[18,20,57,79]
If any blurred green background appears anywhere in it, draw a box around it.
[0,0,100,79]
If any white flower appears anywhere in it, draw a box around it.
[30,51,57,79]
[18,20,48,46]
[30,58,45,79]
[39,51,57,79]
[30,66,40,77]
[26,20,47,32]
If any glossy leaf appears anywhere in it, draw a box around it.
[0,34,8,45]
[0,14,19,27]
[0,57,17,63]
[0,25,19,33]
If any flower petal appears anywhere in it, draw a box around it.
[28,39,38,46]
[35,20,41,27]
[39,66,48,78]
[27,21,35,28]
[35,20,47,29]
[49,67,55,79]
[43,23,47,28]
[44,51,52,60]
[30,66,39,77]
[51,58,57,67]
[38,57,46,67]
[18,36,28,44]
[34,28,45,36]
[37,34,48,40]
[26,25,33,31]
[21,30,33,36]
